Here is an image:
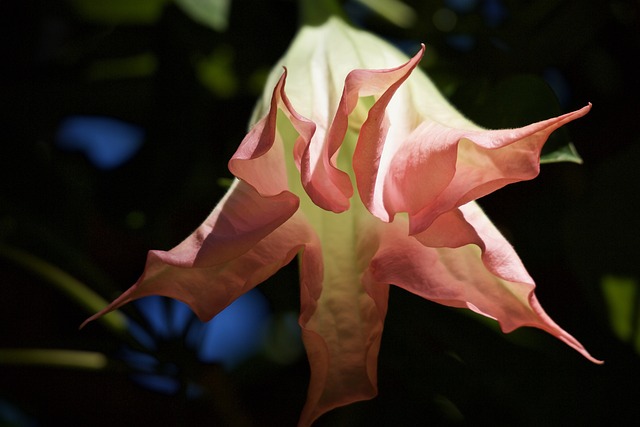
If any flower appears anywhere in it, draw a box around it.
[83,17,601,426]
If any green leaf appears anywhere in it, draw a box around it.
[299,0,346,26]
[0,244,127,335]
[195,45,238,97]
[0,349,108,370]
[452,74,583,164]
[601,275,640,353]
[175,0,231,31]
[354,0,417,28]
[540,142,583,164]
[87,53,158,81]
[69,0,168,24]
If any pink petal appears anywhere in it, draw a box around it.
[185,180,299,266]
[81,182,306,328]
[367,202,602,364]
[406,105,592,234]
[229,69,316,198]
[352,47,427,220]
[298,45,425,212]
[356,81,591,234]
[296,217,389,427]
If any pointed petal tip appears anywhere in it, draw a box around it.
[562,102,591,123]
[78,307,116,330]
[579,102,592,115]
[557,327,603,365]
[78,306,118,330]
[565,333,603,365]
[78,316,94,330]
[571,342,604,365]
[526,292,603,365]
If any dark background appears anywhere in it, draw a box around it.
[2,0,639,425]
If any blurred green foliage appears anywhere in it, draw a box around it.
[2,0,640,425]
[602,275,640,352]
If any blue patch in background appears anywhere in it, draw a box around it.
[56,116,144,170]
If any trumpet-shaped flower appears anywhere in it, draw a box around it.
[83,17,601,426]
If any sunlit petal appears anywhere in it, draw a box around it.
[85,17,600,427]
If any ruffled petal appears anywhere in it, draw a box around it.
[350,46,424,215]
[297,45,425,213]
[81,184,309,328]
[357,77,591,233]
[367,202,602,364]
[297,213,389,426]
[405,105,592,234]
[229,70,316,198]
[184,179,300,266]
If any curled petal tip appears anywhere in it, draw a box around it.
[578,349,604,365]
[564,103,592,122]
[575,102,592,116]
[78,318,91,330]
